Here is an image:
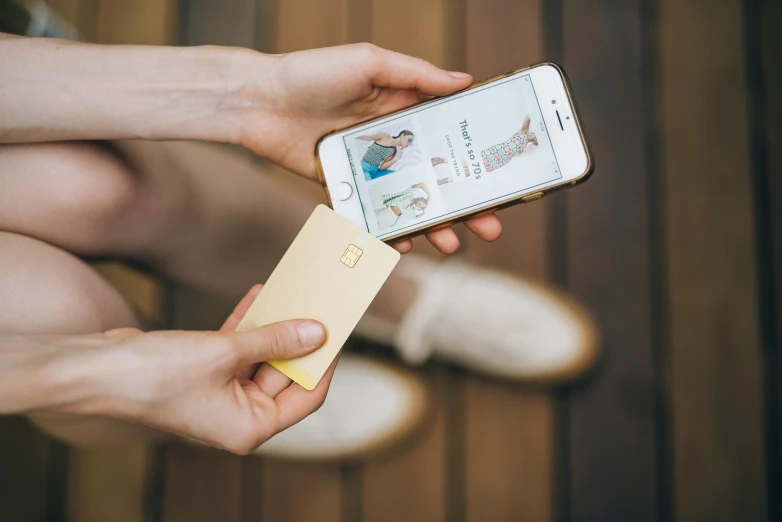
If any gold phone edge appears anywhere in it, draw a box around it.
[313,61,596,244]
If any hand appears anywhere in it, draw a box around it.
[235,43,502,254]
[32,286,333,455]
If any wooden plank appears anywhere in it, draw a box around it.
[1,4,96,522]
[0,417,52,522]
[659,1,767,521]
[346,0,372,45]
[240,458,264,522]
[0,1,92,518]
[558,0,660,520]
[370,0,454,69]
[747,0,782,519]
[181,0,256,47]
[274,0,347,52]
[363,366,448,522]
[161,2,258,522]
[47,0,99,42]
[267,0,352,206]
[258,461,342,522]
[365,0,455,261]
[56,4,175,522]
[464,382,553,522]
[357,1,456,520]
[161,445,243,522]
[460,2,554,522]
[252,3,355,520]
[65,445,150,522]
[46,0,81,26]
[93,0,177,45]
[464,0,548,277]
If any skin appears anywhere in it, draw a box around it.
[412,181,431,199]
[0,285,335,454]
[0,140,421,448]
[520,115,539,148]
[0,35,508,445]
[357,131,414,170]
[0,35,501,253]
[380,146,403,170]
[387,182,430,217]
[357,131,413,148]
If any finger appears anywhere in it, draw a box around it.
[391,239,414,254]
[425,227,461,254]
[51,331,126,349]
[224,285,265,379]
[102,328,144,344]
[463,212,503,242]
[238,362,262,380]
[253,362,293,398]
[229,320,326,367]
[365,45,472,96]
[221,284,263,332]
[273,355,340,432]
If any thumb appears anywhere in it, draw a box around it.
[364,45,472,96]
[229,320,326,367]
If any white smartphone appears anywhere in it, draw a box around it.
[315,62,594,242]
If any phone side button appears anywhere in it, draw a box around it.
[521,192,544,203]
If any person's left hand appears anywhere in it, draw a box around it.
[25,286,334,455]
[234,43,502,254]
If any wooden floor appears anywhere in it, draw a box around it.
[1,0,780,521]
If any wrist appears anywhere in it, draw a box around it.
[123,45,275,146]
[0,38,276,145]
[6,334,128,417]
[153,45,277,146]
[208,47,279,150]
[0,334,108,415]
[47,343,129,417]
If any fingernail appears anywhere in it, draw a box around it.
[449,71,471,79]
[297,321,326,347]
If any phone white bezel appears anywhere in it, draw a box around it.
[317,63,591,240]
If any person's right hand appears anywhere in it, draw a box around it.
[230,43,503,254]
[31,286,332,455]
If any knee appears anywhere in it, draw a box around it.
[0,232,139,335]
[0,142,142,247]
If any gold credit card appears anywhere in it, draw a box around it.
[234,205,400,390]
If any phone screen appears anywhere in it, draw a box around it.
[342,73,563,239]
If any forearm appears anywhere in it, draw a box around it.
[0,333,172,446]
[0,333,117,416]
[381,154,400,169]
[413,183,431,198]
[0,34,272,144]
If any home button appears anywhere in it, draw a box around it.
[336,182,354,201]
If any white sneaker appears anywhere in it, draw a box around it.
[253,355,427,460]
[15,1,82,40]
[356,255,598,383]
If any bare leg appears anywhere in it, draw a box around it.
[0,140,415,318]
[0,141,307,292]
[0,231,168,445]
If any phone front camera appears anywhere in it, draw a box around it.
[551,99,556,104]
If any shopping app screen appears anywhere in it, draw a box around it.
[343,74,562,238]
